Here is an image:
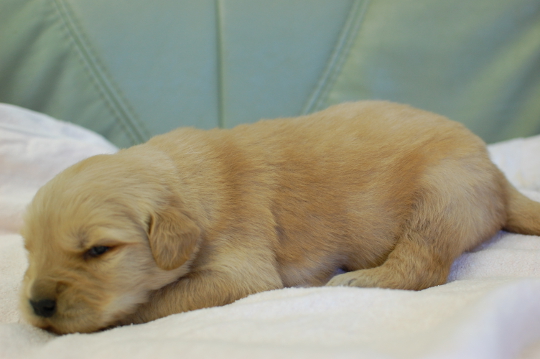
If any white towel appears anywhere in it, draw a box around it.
[1,103,539,359]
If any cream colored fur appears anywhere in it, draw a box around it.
[20,101,540,334]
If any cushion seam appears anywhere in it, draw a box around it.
[51,0,151,145]
[301,0,371,114]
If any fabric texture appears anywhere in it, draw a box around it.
[1,1,539,147]
[1,103,540,359]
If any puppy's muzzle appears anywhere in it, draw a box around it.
[28,278,60,318]
[29,298,56,318]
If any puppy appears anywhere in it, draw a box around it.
[20,101,540,334]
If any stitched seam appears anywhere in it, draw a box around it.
[215,0,225,128]
[301,0,371,114]
[50,0,138,144]
[51,0,151,145]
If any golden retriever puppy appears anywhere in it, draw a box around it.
[20,101,540,334]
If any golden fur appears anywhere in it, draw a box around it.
[20,101,540,334]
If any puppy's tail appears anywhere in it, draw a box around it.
[504,178,540,235]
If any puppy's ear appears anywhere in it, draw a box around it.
[147,205,200,271]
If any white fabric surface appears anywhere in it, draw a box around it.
[1,103,540,359]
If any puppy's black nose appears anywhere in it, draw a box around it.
[30,299,56,318]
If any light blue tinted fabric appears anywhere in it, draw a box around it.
[66,0,221,135]
[314,0,540,143]
[0,0,539,146]
[218,0,355,127]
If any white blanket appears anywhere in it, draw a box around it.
[1,103,540,359]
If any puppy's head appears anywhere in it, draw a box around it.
[19,148,200,334]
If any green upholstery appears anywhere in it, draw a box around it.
[1,0,539,147]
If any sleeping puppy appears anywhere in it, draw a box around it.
[20,101,540,334]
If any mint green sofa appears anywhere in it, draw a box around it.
[1,0,539,148]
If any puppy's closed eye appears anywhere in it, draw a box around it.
[85,246,111,259]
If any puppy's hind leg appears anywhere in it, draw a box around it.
[327,229,455,290]
[327,158,507,290]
